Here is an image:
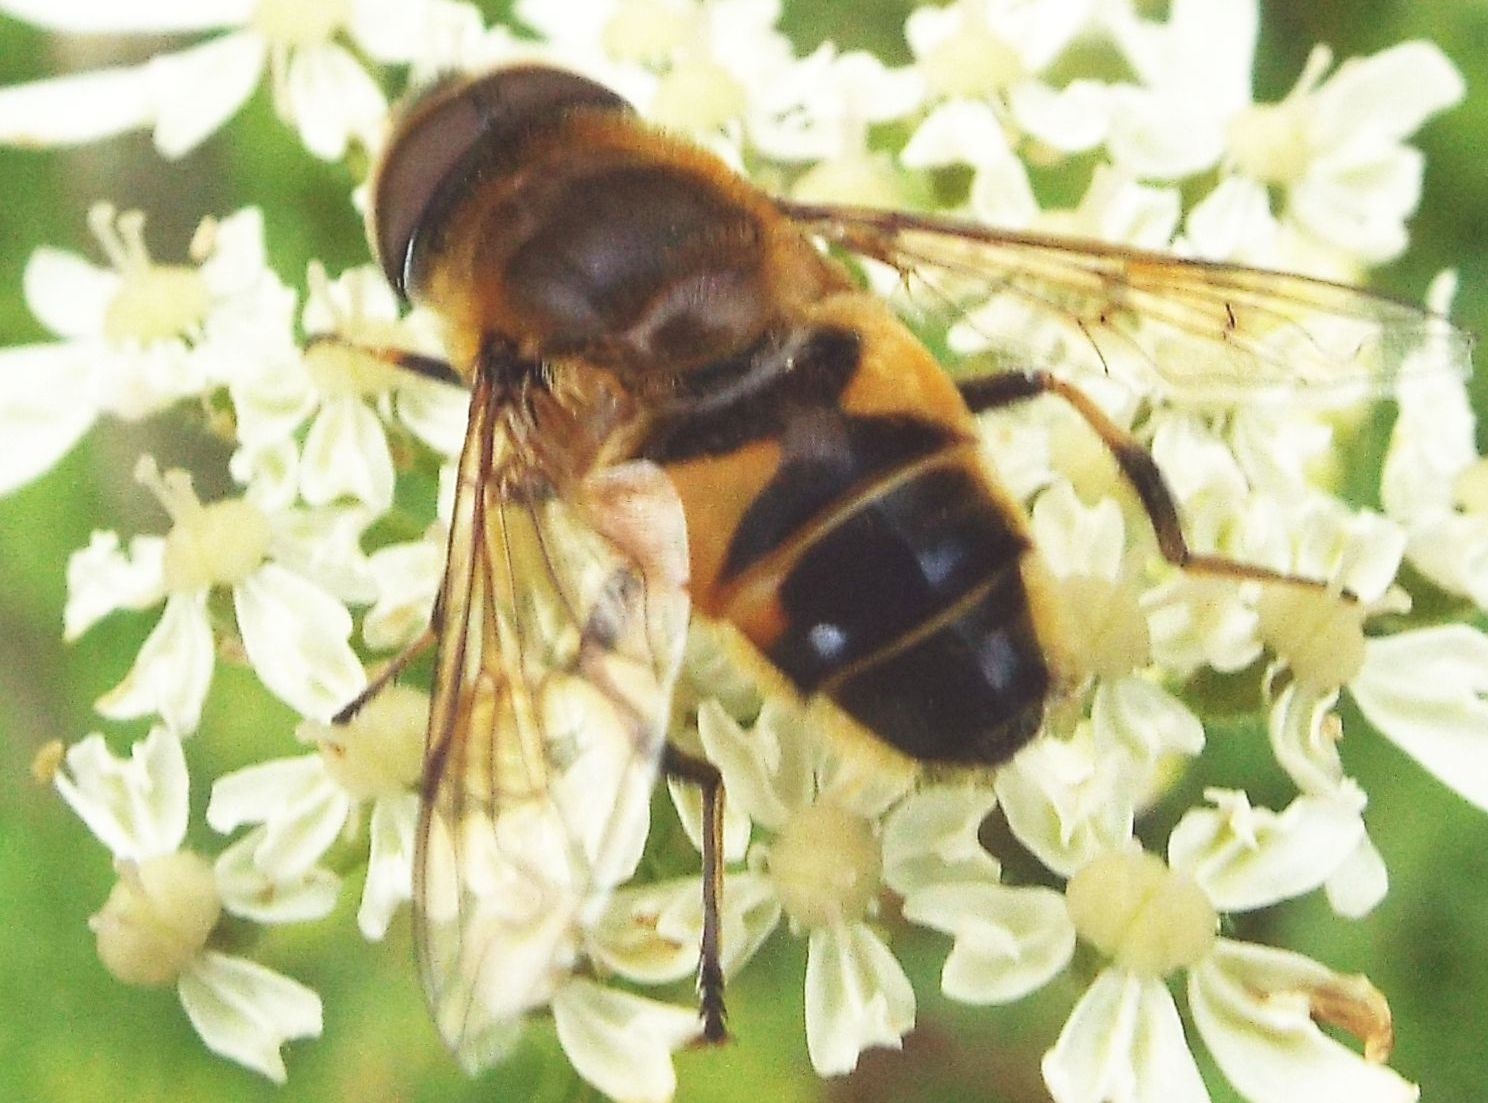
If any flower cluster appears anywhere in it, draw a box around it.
[2,1,1480,1100]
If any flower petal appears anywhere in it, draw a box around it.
[903,881,1074,1004]
[0,65,155,146]
[1190,940,1417,1103]
[804,921,915,1076]
[1326,832,1389,919]
[1351,626,1488,810]
[358,791,418,939]
[145,32,266,158]
[1311,41,1464,148]
[64,532,167,640]
[881,785,1001,895]
[300,395,395,510]
[0,0,250,32]
[94,590,215,734]
[590,872,780,985]
[178,951,323,1084]
[22,247,116,338]
[551,979,700,1103]
[0,343,100,494]
[233,564,367,721]
[1092,677,1205,760]
[1042,968,1208,1103]
[215,828,341,924]
[281,43,386,160]
[54,726,190,859]
[1168,789,1365,912]
[995,734,1139,878]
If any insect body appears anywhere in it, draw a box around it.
[353,64,1471,1063]
[376,66,1062,772]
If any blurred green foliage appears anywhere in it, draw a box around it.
[0,3,1485,1102]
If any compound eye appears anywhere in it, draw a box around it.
[367,65,629,299]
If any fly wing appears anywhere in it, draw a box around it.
[414,374,690,1070]
[782,201,1472,403]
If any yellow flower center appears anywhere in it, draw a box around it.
[924,25,1025,99]
[1226,101,1310,186]
[602,0,690,63]
[791,153,907,209]
[139,457,271,591]
[104,264,210,344]
[252,0,351,47]
[90,205,209,344]
[91,852,222,987]
[1257,584,1366,691]
[302,336,406,398]
[1453,456,1488,515]
[768,799,881,930]
[1065,848,1217,977]
[311,684,428,800]
[650,60,746,133]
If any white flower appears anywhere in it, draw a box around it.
[1046,831,1413,1103]
[749,43,924,207]
[206,685,427,939]
[1106,0,1463,268]
[889,787,1075,1005]
[67,456,366,731]
[230,261,465,513]
[551,980,703,1103]
[0,205,289,495]
[0,0,444,158]
[1343,627,1488,814]
[905,0,1101,150]
[1380,272,1488,610]
[518,0,795,143]
[695,696,916,1075]
[49,725,326,1083]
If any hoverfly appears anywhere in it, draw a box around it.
[328,63,1471,1063]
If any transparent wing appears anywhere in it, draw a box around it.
[781,201,1472,403]
[414,373,690,1071]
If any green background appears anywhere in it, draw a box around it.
[1,2,1486,1101]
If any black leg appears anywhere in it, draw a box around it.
[959,370,1356,600]
[660,743,729,1044]
[333,622,438,725]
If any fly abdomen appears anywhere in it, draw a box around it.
[722,443,1050,767]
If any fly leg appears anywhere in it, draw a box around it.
[303,334,466,388]
[661,743,729,1044]
[332,616,439,725]
[958,370,1356,599]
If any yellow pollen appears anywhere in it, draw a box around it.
[768,799,881,930]
[252,0,351,47]
[31,740,65,784]
[1065,848,1217,977]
